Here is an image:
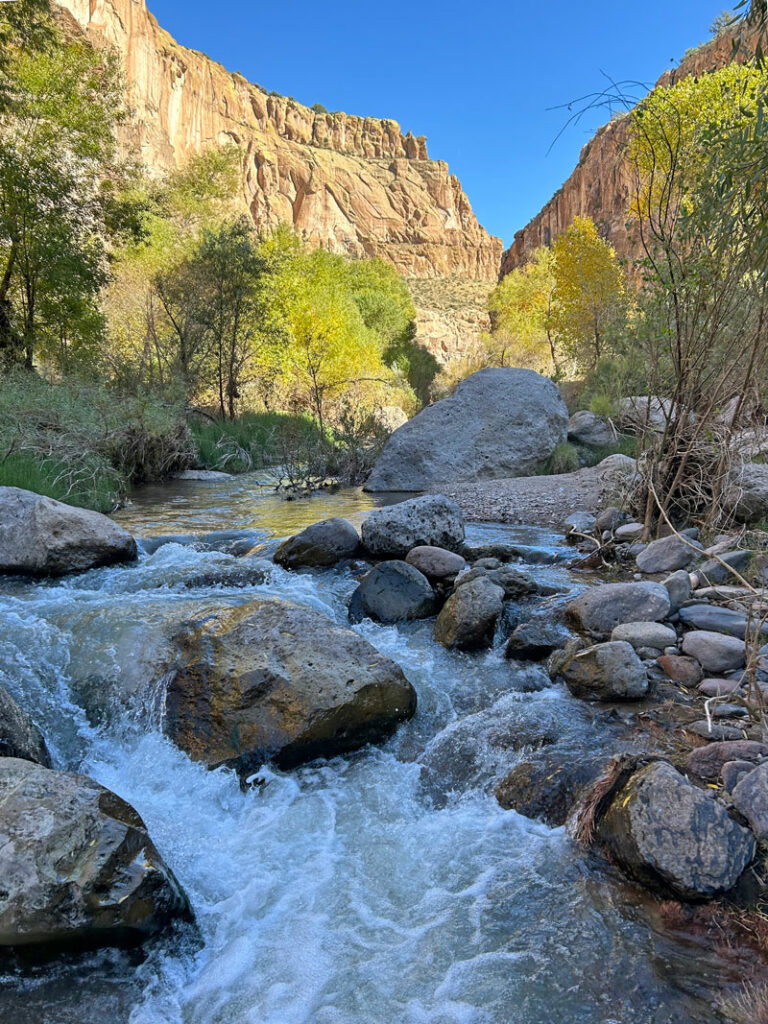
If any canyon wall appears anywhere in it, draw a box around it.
[500,28,755,277]
[55,0,501,289]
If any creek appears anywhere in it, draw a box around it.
[0,475,740,1023]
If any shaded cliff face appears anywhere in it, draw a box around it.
[500,28,755,278]
[56,0,501,284]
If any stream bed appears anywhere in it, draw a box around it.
[0,475,743,1023]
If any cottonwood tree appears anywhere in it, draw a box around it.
[487,247,558,373]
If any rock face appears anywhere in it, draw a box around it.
[365,369,569,491]
[0,487,137,577]
[0,758,189,949]
[598,761,755,900]
[349,561,436,623]
[559,641,649,701]
[165,600,417,773]
[55,0,500,326]
[566,582,671,635]
[0,686,51,767]
[274,518,359,569]
[434,577,504,651]
[361,496,465,558]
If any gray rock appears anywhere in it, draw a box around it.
[617,396,675,433]
[0,487,137,577]
[611,622,677,651]
[0,758,189,949]
[598,761,755,899]
[456,564,543,599]
[566,582,671,635]
[434,577,504,651]
[506,620,571,661]
[559,641,649,701]
[731,761,768,840]
[615,523,644,542]
[678,604,759,640]
[686,721,746,742]
[698,550,755,586]
[349,561,436,624]
[636,535,703,574]
[698,678,742,698]
[405,545,465,581]
[165,599,417,774]
[723,463,768,523]
[687,740,768,781]
[174,469,232,481]
[274,518,360,569]
[563,511,597,539]
[663,569,691,613]
[568,410,617,447]
[0,685,51,767]
[681,631,745,673]
[365,368,568,491]
[722,760,759,793]
[361,496,464,558]
[595,506,625,533]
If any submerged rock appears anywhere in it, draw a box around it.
[349,560,436,624]
[598,761,755,900]
[496,751,611,826]
[274,517,360,569]
[434,576,504,651]
[566,582,671,635]
[165,599,417,773]
[0,685,51,767]
[365,367,568,491]
[0,487,137,577]
[559,641,649,702]
[0,758,189,949]
[505,620,571,661]
[361,495,465,558]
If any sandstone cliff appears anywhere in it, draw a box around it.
[500,27,756,277]
[55,0,501,292]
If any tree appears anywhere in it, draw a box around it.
[549,217,626,373]
[487,247,558,373]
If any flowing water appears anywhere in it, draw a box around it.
[0,475,741,1023]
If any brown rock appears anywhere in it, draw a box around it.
[657,655,703,687]
[686,740,768,781]
[405,545,465,581]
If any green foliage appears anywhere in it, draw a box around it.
[542,442,580,475]
[311,103,328,114]
[488,247,556,373]
[190,411,324,472]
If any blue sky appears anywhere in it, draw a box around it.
[148,0,730,247]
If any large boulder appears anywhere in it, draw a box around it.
[598,761,755,899]
[567,410,617,447]
[434,577,504,651]
[723,464,768,523]
[361,495,464,558]
[0,758,189,949]
[274,518,360,569]
[681,630,746,673]
[365,368,568,491]
[349,561,437,624]
[559,641,649,701]
[636,535,703,574]
[0,487,137,577]
[566,582,671,635]
[165,600,417,774]
[0,685,51,767]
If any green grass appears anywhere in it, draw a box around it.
[190,411,327,472]
[538,435,639,477]
[542,442,581,475]
[578,435,639,466]
[0,453,121,512]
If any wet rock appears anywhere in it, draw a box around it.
[0,685,51,767]
[698,550,755,586]
[678,605,759,640]
[181,557,272,590]
[405,545,465,582]
[559,641,649,701]
[461,542,560,566]
[361,495,464,558]
[456,563,545,599]
[611,622,677,651]
[174,469,232,480]
[731,762,768,840]
[687,740,768,781]
[506,620,571,661]
[636,535,703,575]
[434,576,504,651]
[721,760,757,792]
[349,561,437,624]
[165,599,417,773]
[495,751,611,826]
[662,570,691,614]
[681,631,746,674]
[657,655,703,688]
[365,368,568,491]
[615,523,644,542]
[568,410,617,447]
[274,518,360,569]
[566,582,671,635]
[0,487,137,577]
[0,758,190,949]
[598,761,755,899]
[595,506,625,533]
[139,529,266,557]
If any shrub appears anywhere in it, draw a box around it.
[542,442,580,475]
